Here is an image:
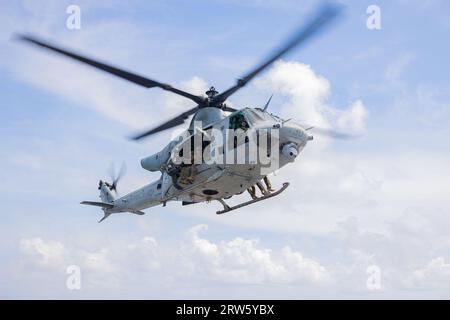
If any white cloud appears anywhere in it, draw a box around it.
[16,224,329,297]
[385,54,413,84]
[413,257,450,287]
[336,100,368,134]
[79,249,116,274]
[18,219,450,298]
[256,60,369,135]
[182,224,329,284]
[281,246,329,283]
[256,60,331,127]
[20,238,65,267]
[19,237,122,288]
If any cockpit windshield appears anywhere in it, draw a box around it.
[229,108,281,130]
[229,110,250,131]
[243,108,265,124]
[244,108,281,124]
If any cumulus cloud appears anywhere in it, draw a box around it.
[281,246,329,283]
[385,54,413,84]
[256,60,331,127]
[335,100,368,134]
[17,224,329,296]
[79,249,117,274]
[413,257,450,287]
[329,208,450,295]
[256,60,369,135]
[19,237,122,288]
[18,218,450,298]
[20,238,65,267]
[181,224,329,284]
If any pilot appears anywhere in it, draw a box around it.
[239,118,249,131]
[231,112,249,131]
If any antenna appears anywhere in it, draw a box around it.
[263,94,273,111]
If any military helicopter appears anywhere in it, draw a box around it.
[18,4,349,222]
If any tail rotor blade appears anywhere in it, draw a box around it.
[108,162,127,194]
[115,162,127,185]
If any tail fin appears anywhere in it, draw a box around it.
[80,180,116,223]
[98,213,111,223]
[98,180,115,203]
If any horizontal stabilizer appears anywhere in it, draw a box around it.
[80,201,113,209]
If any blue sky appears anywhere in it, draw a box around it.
[1,0,450,299]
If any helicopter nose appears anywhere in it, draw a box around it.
[280,123,311,146]
[281,143,298,162]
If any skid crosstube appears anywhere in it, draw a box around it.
[216,182,290,215]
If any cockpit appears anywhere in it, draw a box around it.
[229,111,250,131]
[228,108,281,130]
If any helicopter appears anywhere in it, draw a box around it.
[17,4,350,222]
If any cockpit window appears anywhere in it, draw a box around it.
[244,109,264,124]
[250,108,280,122]
[229,111,250,131]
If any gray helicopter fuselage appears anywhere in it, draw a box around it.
[105,107,310,214]
[19,4,343,221]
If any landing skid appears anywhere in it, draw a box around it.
[216,182,290,215]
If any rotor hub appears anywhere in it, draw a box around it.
[205,86,218,99]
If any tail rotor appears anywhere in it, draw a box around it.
[107,162,127,195]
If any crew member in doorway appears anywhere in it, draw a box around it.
[247,175,274,199]
[263,175,275,192]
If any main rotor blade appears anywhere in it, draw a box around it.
[16,34,205,105]
[131,106,199,140]
[213,4,343,104]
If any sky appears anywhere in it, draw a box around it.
[1,0,450,299]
